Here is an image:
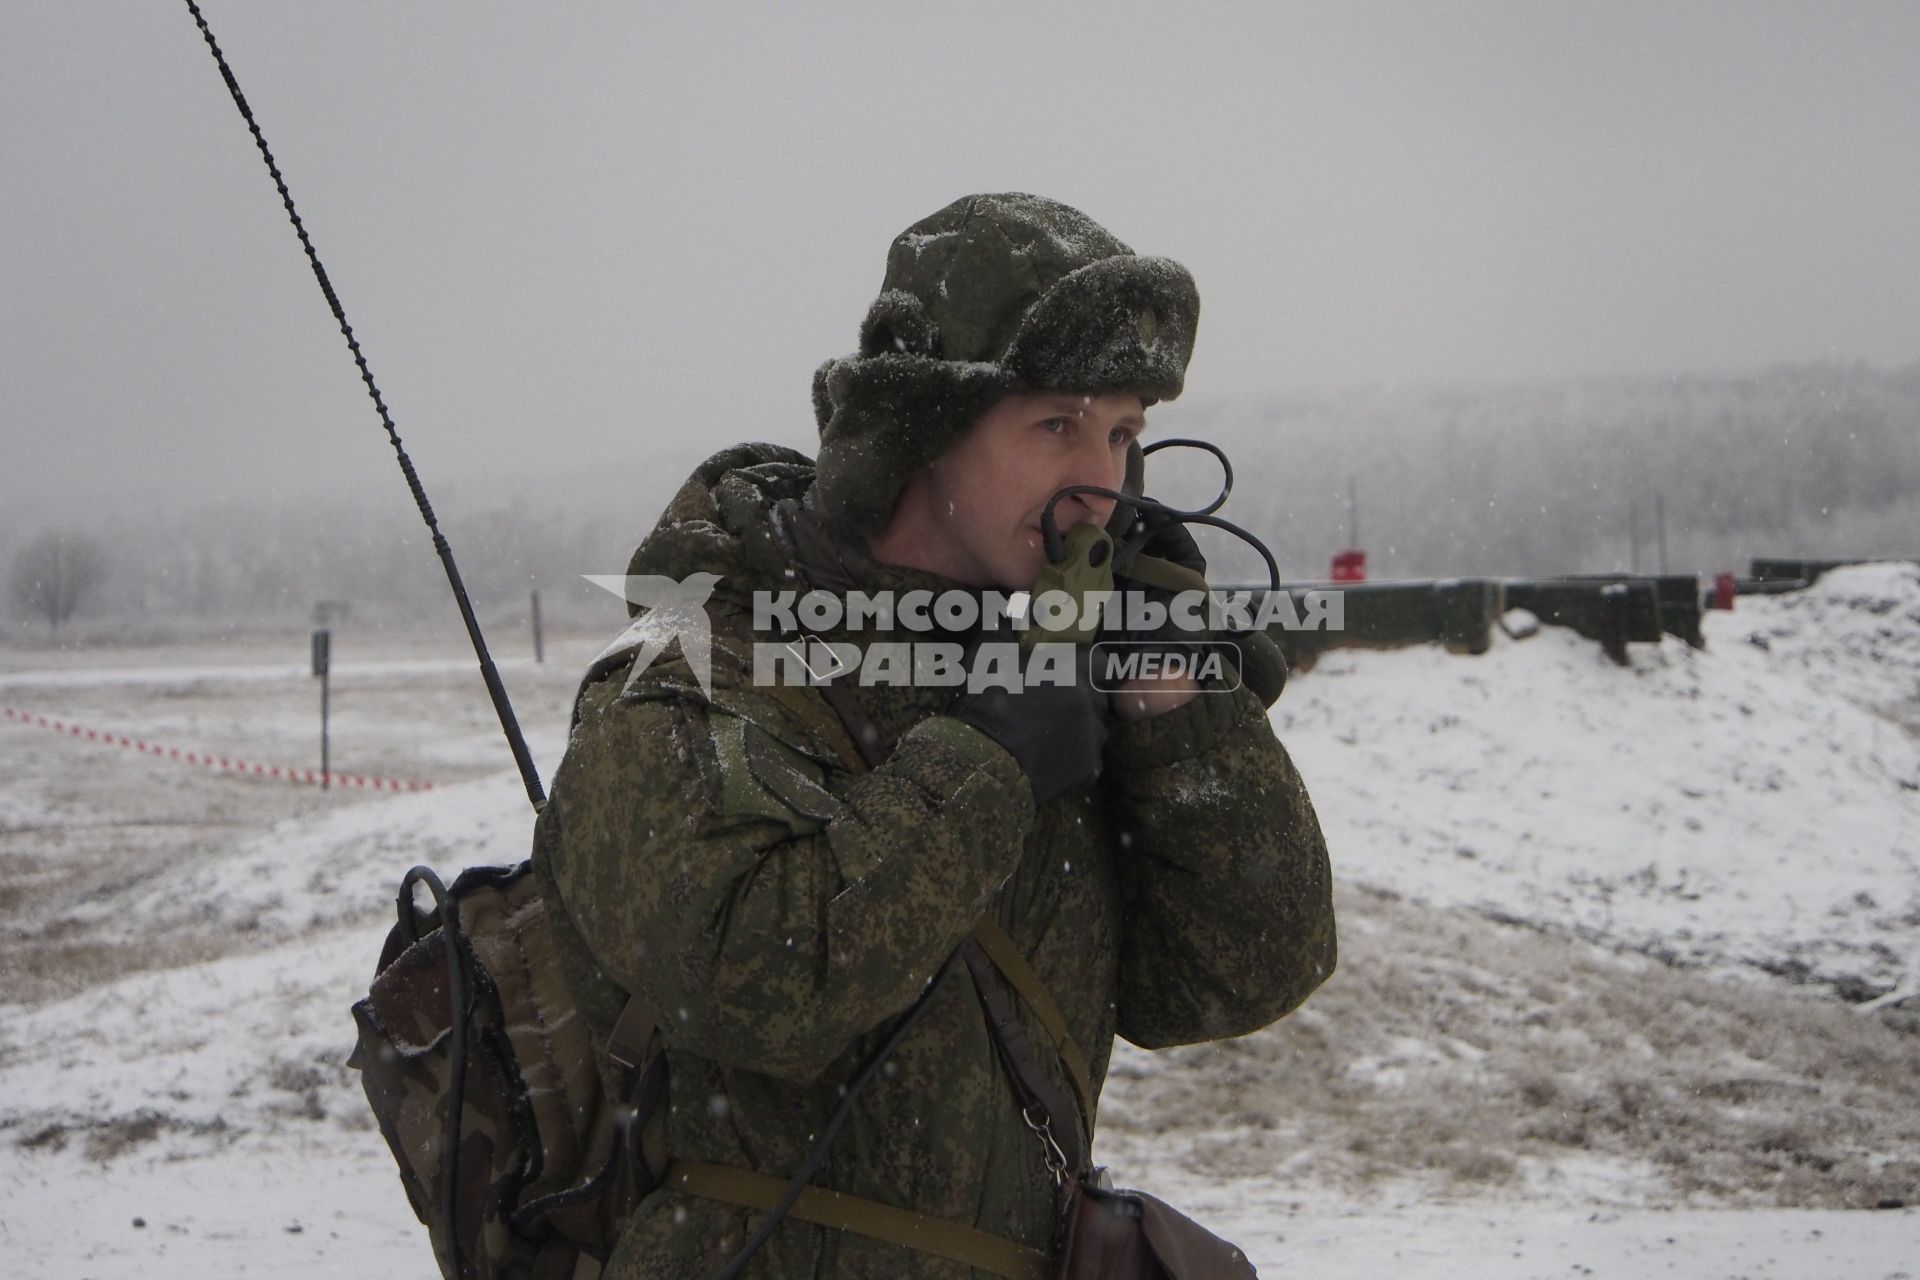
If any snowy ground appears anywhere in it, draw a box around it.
[3,567,1918,1277]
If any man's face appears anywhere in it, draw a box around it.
[877,391,1145,590]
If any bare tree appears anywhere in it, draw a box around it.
[9,531,109,631]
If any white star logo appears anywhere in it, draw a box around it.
[582,572,723,699]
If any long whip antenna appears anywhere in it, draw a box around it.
[182,1,545,810]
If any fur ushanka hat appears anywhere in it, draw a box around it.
[810,193,1200,534]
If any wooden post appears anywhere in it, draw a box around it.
[531,588,544,665]
[311,627,332,788]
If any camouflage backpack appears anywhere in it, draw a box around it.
[348,860,664,1280]
[346,636,855,1280]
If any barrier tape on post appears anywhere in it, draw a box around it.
[1,706,435,792]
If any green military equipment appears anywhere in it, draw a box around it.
[1267,578,1503,672]
[1017,520,1291,707]
[1750,557,1903,585]
[1111,543,1211,601]
[1558,574,1706,648]
[1728,575,1816,598]
[1502,577,1663,665]
[1023,523,1117,647]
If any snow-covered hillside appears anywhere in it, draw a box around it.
[2,567,1916,1278]
[1284,561,1920,995]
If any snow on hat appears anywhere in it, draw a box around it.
[811,193,1199,534]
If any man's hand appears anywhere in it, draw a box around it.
[1124,503,1207,579]
[1110,503,1207,720]
[949,639,1110,802]
[1109,673,1201,721]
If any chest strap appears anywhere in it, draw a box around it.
[666,1160,1050,1280]
[969,918,1096,1137]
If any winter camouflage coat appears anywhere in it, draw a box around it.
[531,444,1335,1279]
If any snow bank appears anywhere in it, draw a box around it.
[1280,562,1920,994]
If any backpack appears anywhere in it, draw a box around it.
[345,635,829,1280]
[348,860,664,1280]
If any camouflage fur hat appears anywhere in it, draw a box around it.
[811,193,1200,534]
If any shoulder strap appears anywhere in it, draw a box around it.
[605,1000,655,1072]
[969,919,1097,1133]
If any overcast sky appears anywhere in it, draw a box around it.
[4,1,1918,523]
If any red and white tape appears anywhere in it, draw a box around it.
[2,705,435,792]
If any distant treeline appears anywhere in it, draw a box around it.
[1182,360,1920,583]
[4,361,1917,640]
[0,487,644,643]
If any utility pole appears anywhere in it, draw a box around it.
[1628,500,1641,574]
[531,588,545,665]
[1347,475,1359,548]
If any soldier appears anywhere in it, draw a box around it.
[532,192,1335,1278]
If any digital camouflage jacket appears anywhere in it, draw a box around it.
[531,444,1335,1279]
